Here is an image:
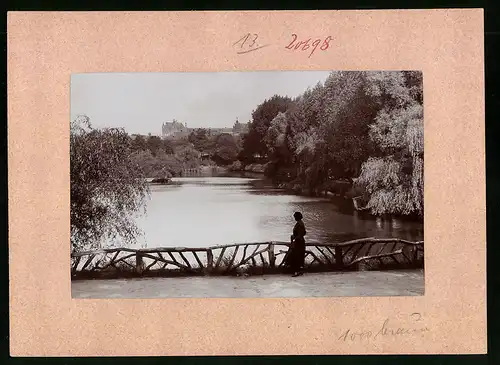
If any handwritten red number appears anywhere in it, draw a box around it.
[320,36,332,51]
[286,35,332,58]
[295,41,304,50]
[301,39,311,50]
[309,39,321,58]
[285,34,298,49]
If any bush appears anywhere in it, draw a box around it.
[229,160,243,171]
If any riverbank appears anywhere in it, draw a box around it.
[72,269,424,298]
[228,162,267,174]
[226,164,423,221]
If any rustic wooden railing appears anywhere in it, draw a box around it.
[71,238,424,279]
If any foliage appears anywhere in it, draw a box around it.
[170,138,194,151]
[229,160,243,171]
[130,144,201,176]
[131,134,174,155]
[212,133,240,165]
[242,71,424,217]
[239,95,293,163]
[70,116,150,252]
[264,112,288,154]
[128,132,203,176]
[188,128,214,152]
[355,72,424,216]
[130,134,148,151]
[130,150,182,178]
[175,145,202,168]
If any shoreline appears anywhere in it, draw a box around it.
[224,164,424,222]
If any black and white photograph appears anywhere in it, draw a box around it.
[70,71,424,298]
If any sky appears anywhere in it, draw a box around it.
[70,71,331,135]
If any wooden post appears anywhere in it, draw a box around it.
[268,243,276,268]
[206,249,213,275]
[335,246,344,269]
[136,253,145,275]
[71,256,82,275]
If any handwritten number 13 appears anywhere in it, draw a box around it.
[234,33,258,48]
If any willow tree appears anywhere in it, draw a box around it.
[70,115,150,252]
[355,71,424,216]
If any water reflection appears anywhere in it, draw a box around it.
[111,176,423,249]
[392,218,402,230]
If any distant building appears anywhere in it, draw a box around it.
[200,152,211,161]
[232,119,249,136]
[161,118,250,140]
[187,127,228,137]
[162,120,189,139]
[207,127,234,136]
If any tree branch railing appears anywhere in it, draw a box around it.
[71,238,424,278]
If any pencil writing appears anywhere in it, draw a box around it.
[338,313,430,342]
[233,33,270,54]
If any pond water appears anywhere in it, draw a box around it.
[111,174,423,249]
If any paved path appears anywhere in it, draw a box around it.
[72,269,424,298]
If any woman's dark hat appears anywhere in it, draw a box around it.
[293,212,303,220]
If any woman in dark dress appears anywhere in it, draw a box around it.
[288,211,306,277]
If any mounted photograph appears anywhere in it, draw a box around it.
[70,70,424,298]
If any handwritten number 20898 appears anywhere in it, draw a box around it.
[286,34,332,58]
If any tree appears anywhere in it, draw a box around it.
[130,134,173,154]
[213,133,240,165]
[130,150,158,177]
[283,82,330,192]
[146,135,163,156]
[130,134,147,152]
[262,112,295,181]
[188,128,212,152]
[355,71,424,216]
[175,144,201,168]
[319,72,379,179]
[162,139,175,154]
[281,72,391,195]
[170,138,193,151]
[240,95,293,163]
[130,149,182,178]
[264,112,288,154]
[70,116,149,252]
